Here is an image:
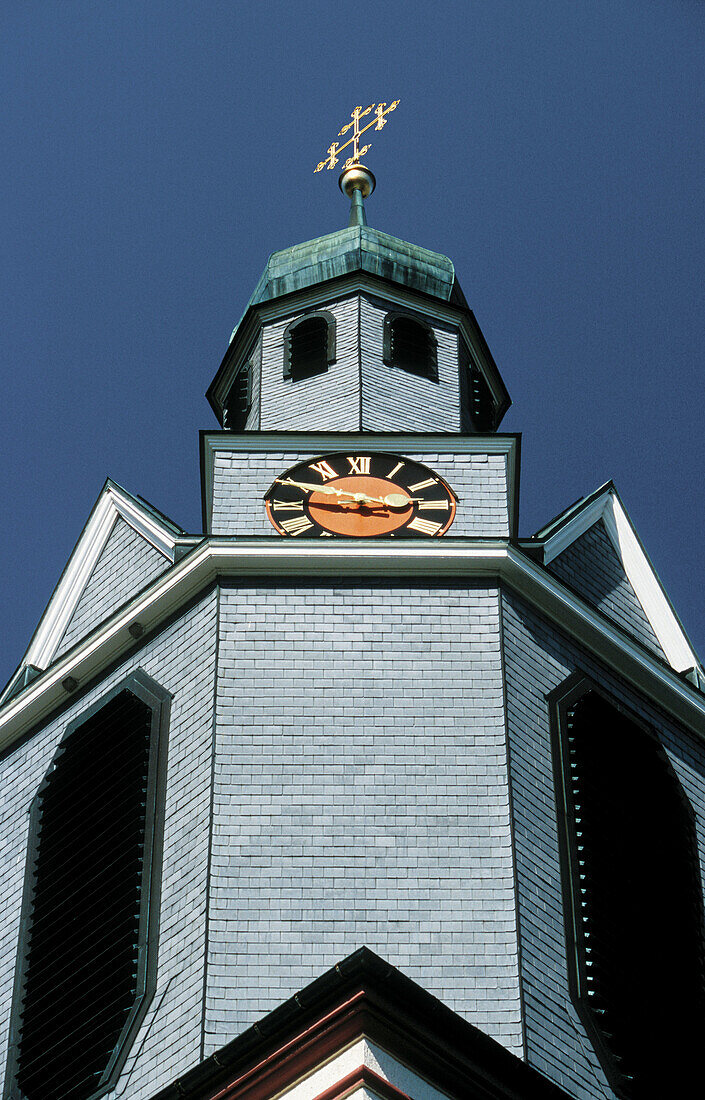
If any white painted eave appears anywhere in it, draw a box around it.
[0,538,703,753]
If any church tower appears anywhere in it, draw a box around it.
[1,114,704,1100]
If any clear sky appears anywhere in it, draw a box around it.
[1,0,703,686]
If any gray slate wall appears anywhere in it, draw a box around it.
[209,448,510,537]
[205,582,523,1058]
[55,518,171,659]
[260,297,360,431]
[0,592,217,1100]
[360,295,461,432]
[501,587,705,1100]
[256,293,465,434]
[547,520,665,658]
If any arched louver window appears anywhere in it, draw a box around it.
[223,363,252,430]
[383,314,438,381]
[553,682,705,1099]
[283,312,335,381]
[459,341,496,432]
[7,672,168,1100]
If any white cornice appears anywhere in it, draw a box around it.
[0,539,703,754]
[542,488,700,674]
[20,485,178,674]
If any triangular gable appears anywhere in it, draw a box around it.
[531,484,701,676]
[1,482,184,702]
[53,516,170,660]
[548,518,665,659]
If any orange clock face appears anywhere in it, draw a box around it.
[264,452,457,538]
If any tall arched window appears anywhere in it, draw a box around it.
[383,313,438,381]
[283,311,336,381]
[552,679,705,1099]
[6,671,169,1100]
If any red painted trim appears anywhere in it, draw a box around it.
[310,1065,412,1100]
[200,983,526,1100]
[206,991,368,1100]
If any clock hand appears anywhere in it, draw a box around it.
[276,480,421,509]
[383,493,414,508]
[276,477,343,496]
[276,478,387,505]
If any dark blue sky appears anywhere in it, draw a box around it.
[1,1,703,685]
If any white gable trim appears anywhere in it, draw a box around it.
[543,489,699,674]
[541,495,608,562]
[23,484,177,672]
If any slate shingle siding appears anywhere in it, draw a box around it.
[360,296,461,432]
[260,298,360,432]
[501,588,705,1100]
[209,449,510,537]
[205,582,523,1058]
[547,520,665,658]
[255,293,465,434]
[55,518,171,659]
[0,592,217,1100]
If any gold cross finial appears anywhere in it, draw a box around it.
[315,100,400,173]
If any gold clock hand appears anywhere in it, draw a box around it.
[277,478,385,504]
[275,480,422,509]
[276,477,339,495]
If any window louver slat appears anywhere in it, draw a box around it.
[223,363,252,431]
[12,683,162,1100]
[20,1000,134,1067]
[22,931,140,1002]
[286,315,332,381]
[28,852,145,926]
[557,685,705,1099]
[35,800,147,864]
[32,792,147,868]
[469,366,495,431]
[386,316,437,381]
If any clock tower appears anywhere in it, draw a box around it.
[0,139,704,1100]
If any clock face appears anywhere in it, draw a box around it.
[264,452,457,538]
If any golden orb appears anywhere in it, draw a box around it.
[339,164,376,199]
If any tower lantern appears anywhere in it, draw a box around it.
[0,118,703,1100]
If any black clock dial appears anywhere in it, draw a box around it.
[264,452,457,538]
